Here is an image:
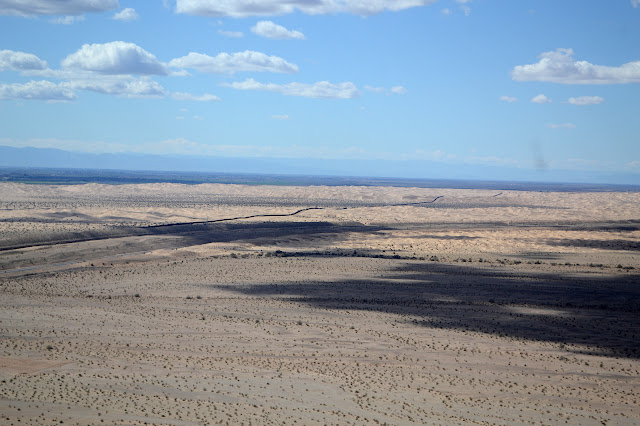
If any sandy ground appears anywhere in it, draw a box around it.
[0,182,639,425]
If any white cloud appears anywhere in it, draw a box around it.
[175,0,435,17]
[0,49,47,71]
[567,96,604,106]
[0,80,77,101]
[62,41,168,75]
[169,51,298,74]
[390,86,407,95]
[512,48,640,84]
[499,95,517,103]
[0,0,118,16]
[364,85,385,93]
[251,21,305,40]
[50,15,85,24]
[65,76,165,98]
[546,123,576,129]
[531,94,552,104]
[270,114,290,120]
[218,29,244,38]
[113,7,138,21]
[223,78,359,99]
[441,8,451,15]
[172,92,221,102]
[364,85,406,95]
[460,5,471,16]
[633,0,640,8]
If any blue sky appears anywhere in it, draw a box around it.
[1,0,639,182]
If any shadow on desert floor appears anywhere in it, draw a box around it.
[215,261,640,358]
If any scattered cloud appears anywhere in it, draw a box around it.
[270,114,290,120]
[567,96,604,106]
[113,7,138,21]
[62,41,169,75]
[251,21,305,40]
[633,0,640,8]
[172,92,221,102]
[531,94,552,104]
[0,0,118,16]
[546,123,576,129]
[455,0,472,15]
[364,85,385,93]
[65,76,165,98]
[0,49,48,71]
[50,15,85,24]
[175,0,435,17]
[499,95,517,103]
[364,85,406,95]
[0,80,77,101]
[169,51,298,74]
[223,78,359,99]
[441,8,452,15]
[218,29,244,38]
[512,48,640,84]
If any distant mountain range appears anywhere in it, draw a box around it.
[1,145,638,186]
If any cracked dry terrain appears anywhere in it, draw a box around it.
[1,182,639,425]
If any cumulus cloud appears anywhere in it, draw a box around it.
[169,51,298,74]
[364,85,385,93]
[633,0,640,7]
[62,41,168,75]
[218,29,244,38]
[567,96,604,106]
[251,21,305,39]
[390,86,407,95]
[546,123,576,129]
[172,92,221,101]
[499,95,517,103]
[65,76,165,98]
[512,48,640,84]
[364,85,406,95]
[223,78,359,99]
[0,0,118,16]
[0,80,77,101]
[531,94,551,104]
[0,50,47,71]
[113,7,138,21]
[50,15,85,24]
[175,0,435,17]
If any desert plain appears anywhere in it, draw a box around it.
[0,181,639,425]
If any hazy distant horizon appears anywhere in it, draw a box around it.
[2,145,639,189]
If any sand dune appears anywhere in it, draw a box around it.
[1,182,639,424]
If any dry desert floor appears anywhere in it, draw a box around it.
[0,182,639,425]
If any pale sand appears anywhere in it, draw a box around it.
[0,182,639,425]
